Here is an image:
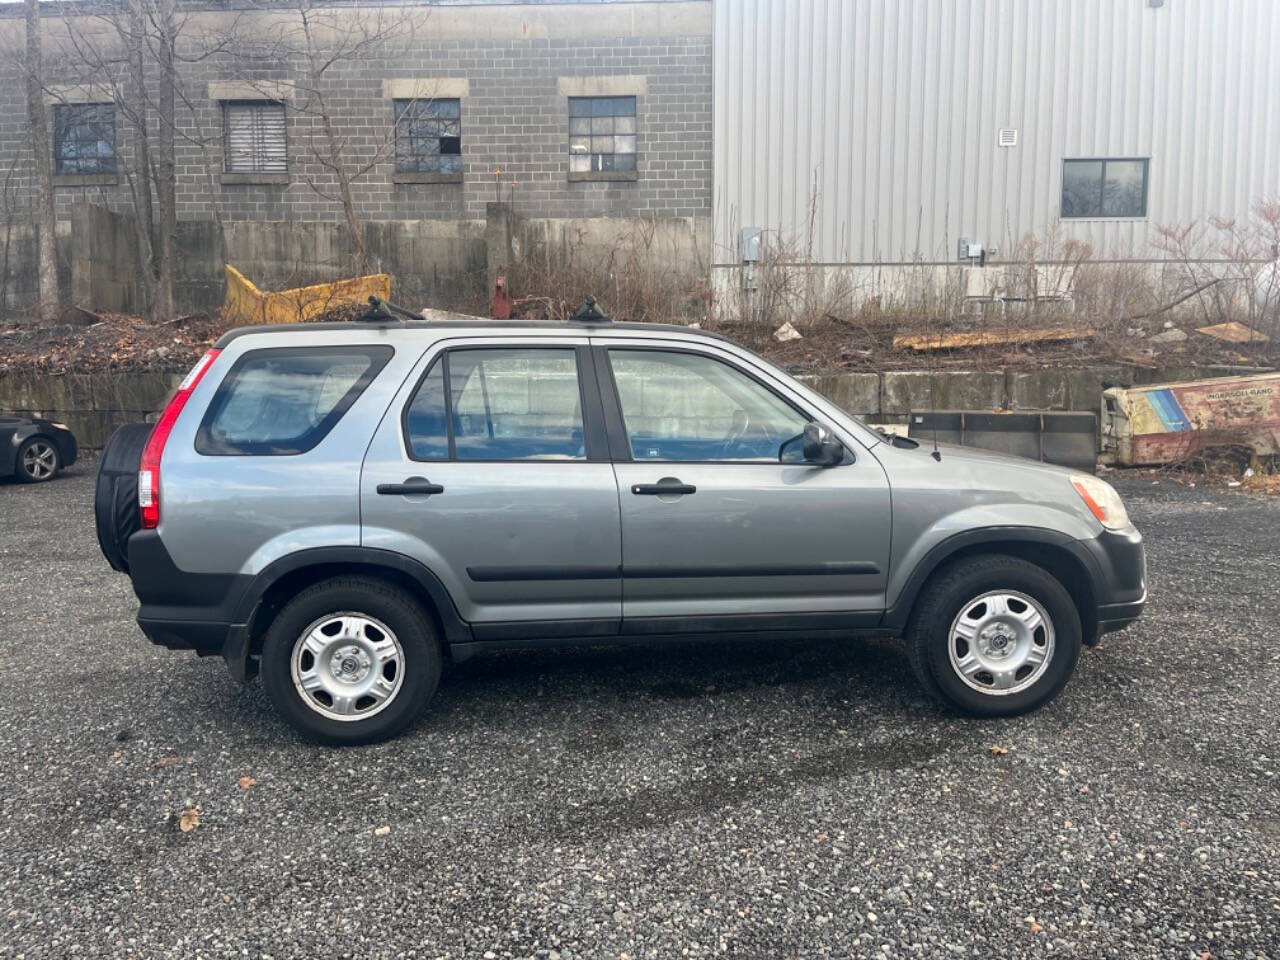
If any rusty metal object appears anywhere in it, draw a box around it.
[489,275,513,319]
[1100,372,1280,465]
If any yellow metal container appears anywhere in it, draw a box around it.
[222,264,392,326]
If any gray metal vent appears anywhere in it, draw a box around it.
[998,128,1018,148]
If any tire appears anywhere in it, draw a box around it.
[260,576,442,745]
[94,423,152,573]
[16,436,60,483]
[905,555,1081,717]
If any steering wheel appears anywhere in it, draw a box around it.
[720,409,782,459]
[719,409,749,454]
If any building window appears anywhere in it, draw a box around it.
[1061,158,1149,218]
[222,101,287,174]
[394,98,462,173]
[53,103,116,176]
[568,96,636,173]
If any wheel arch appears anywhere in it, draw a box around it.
[235,548,472,669]
[883,528,1101,645]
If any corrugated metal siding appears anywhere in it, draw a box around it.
[713,0,1280,265]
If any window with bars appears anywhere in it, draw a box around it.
[568,96,636,174]
[53,104,117,176]
[1061,158,1149,218]
[222,101,287,174]
[394,98,462,174]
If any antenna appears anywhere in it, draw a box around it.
[928,268,944,461]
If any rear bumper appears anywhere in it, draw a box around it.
[135,617,254,682]
[129,530,254,679]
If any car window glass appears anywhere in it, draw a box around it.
[608,349,808,461]
[196,346,391,456]
[404,358,448,459]
[448,349,585,461]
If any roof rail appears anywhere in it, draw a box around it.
[569,295,612,324]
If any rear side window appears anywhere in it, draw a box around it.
[404,348,586,461]
[196,346,393,456]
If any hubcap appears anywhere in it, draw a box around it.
[291,613,404,722]
[22,441,57,480]
[947,590,1055,696]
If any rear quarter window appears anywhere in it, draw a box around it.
[195,345,393,456]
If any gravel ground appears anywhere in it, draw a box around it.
[1,464,1278,959]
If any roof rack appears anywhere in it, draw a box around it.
[355,295,421,323]
[569,295,612,324]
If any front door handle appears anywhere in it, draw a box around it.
[631,478,696,496]
[377,477,445,496]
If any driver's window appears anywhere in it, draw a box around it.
[607,349,808,462]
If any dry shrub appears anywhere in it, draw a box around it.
[505,216,713,324]
[483,189,1278,371]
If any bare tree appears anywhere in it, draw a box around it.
[51,0,227,321]
[24,0,60,322]
[232,0,426,270]
[0,154,26,321]
[149,0,178,321]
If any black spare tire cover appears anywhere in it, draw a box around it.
[95,422,153,574]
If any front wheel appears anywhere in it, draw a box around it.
[906,555,1081,716]
[260,577,442,745]
[16,437,60,483]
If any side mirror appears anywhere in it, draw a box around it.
[802,422,845,467]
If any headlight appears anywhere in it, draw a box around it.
[1070,475,1130,530]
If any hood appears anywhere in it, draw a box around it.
[914,439,1084,479]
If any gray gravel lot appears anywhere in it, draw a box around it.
[1,463,1278,959]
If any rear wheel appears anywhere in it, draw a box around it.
[906,555,1081,716]
[16,437,59,483]
[260,577,442,745]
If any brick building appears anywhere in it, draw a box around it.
[0,0,713,311]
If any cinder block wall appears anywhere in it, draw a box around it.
[0,1,712,227]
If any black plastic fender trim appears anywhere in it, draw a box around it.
[230,546,473,648]
[879,525,1101,633]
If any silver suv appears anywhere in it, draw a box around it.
[96,309,1146,744]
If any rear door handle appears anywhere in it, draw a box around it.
[631,478,696,496]
[377,477,445,496]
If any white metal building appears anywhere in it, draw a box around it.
[712,0,1280,269]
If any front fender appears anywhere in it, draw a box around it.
[3,423,40,476]
[886,500,1099,606]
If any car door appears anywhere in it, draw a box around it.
[361,336,622,639]
[596,340,892,633]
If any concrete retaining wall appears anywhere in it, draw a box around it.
[0,370,181,448]
[21,202,708,316]
[800,365,1203,423]
[0,362,1208,452]
[72,204,148,315]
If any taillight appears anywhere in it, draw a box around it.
[139,349,220,529]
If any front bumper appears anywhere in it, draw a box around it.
[1075,524,1147,638]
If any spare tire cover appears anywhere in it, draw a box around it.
[95,422,153,574]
